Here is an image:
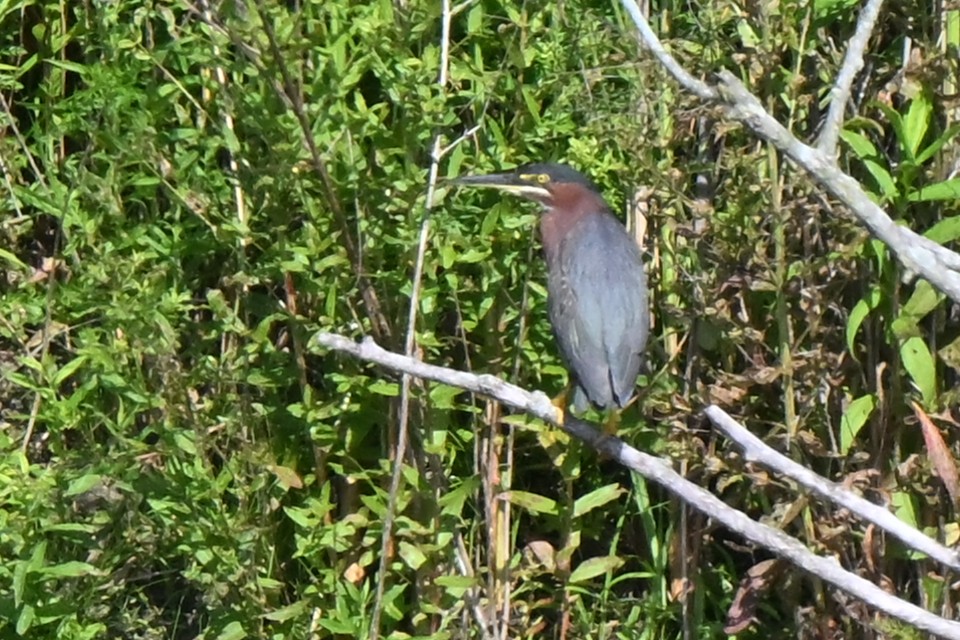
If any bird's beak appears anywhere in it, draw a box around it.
[450,172,551,199]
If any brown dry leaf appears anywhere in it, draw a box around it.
[724,559,783,634]
[704,383,748,406]
[862,524,883,575]
[28,257,63,284]
[776,495,808,530]
[669,577,692,602]
[343,562,365,585]
[25,321,70,350]
[795,429,830,457]
[898,453,923,479]
[746,365,780,385]
[912,402,960,508]
[268,464,304,490]
[522,540,557,574]
[841,468,880,493]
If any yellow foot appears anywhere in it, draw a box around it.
[551,387,569,410]
[551,385,571,426]
[554,405,565,426]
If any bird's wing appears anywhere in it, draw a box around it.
[551,213,648,409]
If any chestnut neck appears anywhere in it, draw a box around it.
[538,183,608,266]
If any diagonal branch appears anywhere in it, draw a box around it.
[705,406,960,571]
[817,0,887,156]
[618,0,960,305]
[316,331,960,640]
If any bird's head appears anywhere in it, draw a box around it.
[451,163,600,209]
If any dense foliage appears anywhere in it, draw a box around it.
[2,0,960,638]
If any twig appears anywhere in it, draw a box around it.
[254,1,392,341]
[817,0,887,156]
[704,406,960,571]
[618,0,716,100]
[198,0,248,246]
[369,1,491,637]
[619,0,960,305]
[315,331,960,640]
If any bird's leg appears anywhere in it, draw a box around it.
[551,383,572,425]
[602,410,621,435]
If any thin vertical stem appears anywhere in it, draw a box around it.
[370,0,454,636]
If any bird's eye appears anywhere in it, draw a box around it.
[537,174,550,184]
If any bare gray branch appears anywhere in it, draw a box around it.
[317,332,960,639]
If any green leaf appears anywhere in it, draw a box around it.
[0,247,28,270]
[839,394,875,455]
[874,101,908,159]
[924,216,960,244]
[173,431,197,455]
[262,600,308,622]
[573,483,624,517]
[64,474,104,497]
[39,561,99,578]
[521,86,541,125]
[369,380,400,396]
[467,4,483,33]
[846,287,881,354]
[438,477,480,517]
[892,491,918,527]
[398,541,427,570]
[53,355,88,386]
[434,575,478,597]
[737,21,759,47]
[908,178,960,202]
[900,280,942,321]
[915,123,960,165]
[16,604,35,636]
[901,336,937,404]
[13,560,28,607]
[568,555,624,583]
[863,158,898,200]
[902,91,933,159]
[839,129,879,159]
[215,621,246,640]
[502,490,558,515]
[480,206,500,236]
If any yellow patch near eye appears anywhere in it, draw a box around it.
[520,173,551,185]
[520,173,550,184]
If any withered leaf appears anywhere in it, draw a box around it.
[913,402,960,508]
[724,559,783,634]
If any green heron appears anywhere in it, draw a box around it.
[453,163,649,420]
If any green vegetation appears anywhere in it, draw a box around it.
[2,0,959,638]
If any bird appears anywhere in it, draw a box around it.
[452,163,649,422]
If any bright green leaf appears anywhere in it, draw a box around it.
[839,394,875,455]
[908,178,960,202]
[502,490,558,515]
[262,600,308,622]
[903,92,933,159]
[845,287,881,354]
[53,355,88,386]
[64,474,104,497]
[398,541,427,570]
[39,561,99,578]
[901,336,937,404]
[568,555,624,583]
[573,483,624,517]
[215,621,246,640]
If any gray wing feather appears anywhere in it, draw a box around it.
[548,213,648,410]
